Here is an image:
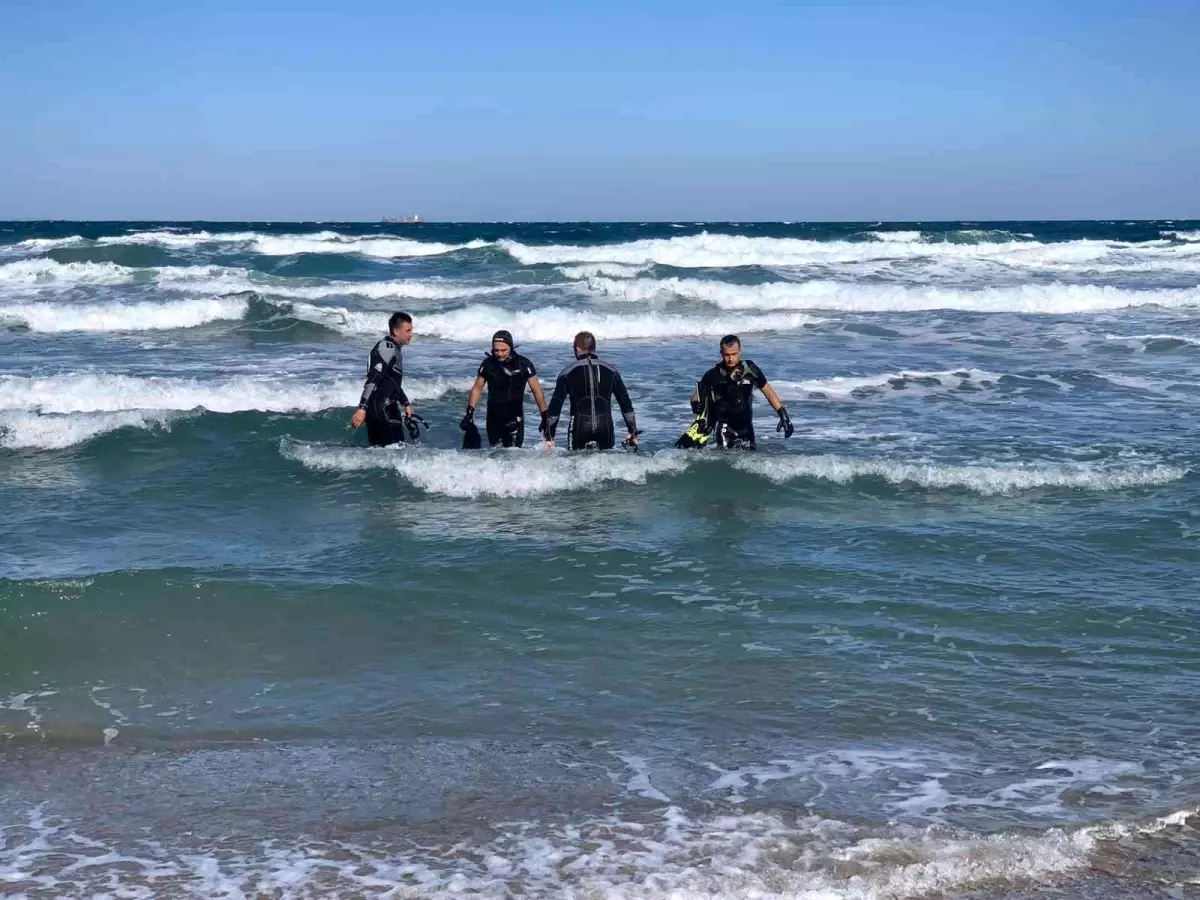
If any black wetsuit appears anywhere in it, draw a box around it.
[694,359,768,449]
[545,353,636,450]
[357,335,409,447]
[477,352,538,447]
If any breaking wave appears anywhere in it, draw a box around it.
[0,373,468,416]
[287,301,822,341]
[585,276,1200,314]
[0,297,249,332]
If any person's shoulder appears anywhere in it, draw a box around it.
[374,336,397,353]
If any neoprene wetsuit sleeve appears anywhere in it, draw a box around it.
[613,371,637,433]
[358,341,387,408]
[747,361,768,390]
[545,371,568,439]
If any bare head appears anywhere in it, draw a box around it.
[388,311,414,345]
[574,331,597,358]
[491,330,514,362]
[720,334,742,369]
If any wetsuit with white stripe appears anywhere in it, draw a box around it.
[358,336,408,447]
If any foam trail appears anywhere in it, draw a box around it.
[0,410,179,450]
[288,302,821,340]
[281,443,693,497]
[0,374,470,414]
[1104,332,1200,348]
[773,369,1003,400]
[0,297,249,332]
[0,802,1191,898]
[587,276,1200,314]
[734,454,1189,495]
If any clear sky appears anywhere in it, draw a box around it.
[3,0,1198,220]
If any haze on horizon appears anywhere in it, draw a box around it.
[3,0,1198,222]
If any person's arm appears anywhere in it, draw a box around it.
[466,375,485,412]
[612,371,637,443]
[528,375,548,413]
[761,382,784,412]
[760,382,793,438]
[461,375,486,429]
[351,341,385,429]
[543,371,568,445]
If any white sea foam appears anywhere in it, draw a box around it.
[1163,229,1200,241]
[79,229,491,258]
[94,229,247,248]
[0,373,469,415]
[11,236,87,251]
[0,410,179,450]
[586,276,1200,314]
[733,454,1189,495]
[501,233,1129,269]
[868,230,925,243]
[248,233,490,258]
[0,802,1191,899]
[288,301,821,340]
[0,258,140,286]
[556,262,650,279]
[0,297,249,332]
[281,443,692,497]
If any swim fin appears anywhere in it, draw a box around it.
[461,420,482,450]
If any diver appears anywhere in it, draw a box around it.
[677,334,793,449]
[543,331,638,451]
[350,311,418,447]
[460,330,549,447]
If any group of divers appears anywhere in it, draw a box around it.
[349,311,796,452]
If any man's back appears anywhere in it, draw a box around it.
[546,353,636,450]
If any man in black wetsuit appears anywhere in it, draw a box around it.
[350,311,415,447]
[460,330,549,447]
[543,331,638,451]
[681,334,793,449]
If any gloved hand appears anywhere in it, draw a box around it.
[776,406,794,439]
[690,397,701,415]
[538,410,550,436]
[459,407,475,431]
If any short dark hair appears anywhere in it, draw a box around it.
[720,334,741,349]
[388,311,413,332]
[574,331,596,353]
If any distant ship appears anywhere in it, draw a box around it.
[382,214,422,223]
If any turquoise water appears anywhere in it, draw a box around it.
[1,221,1198,897]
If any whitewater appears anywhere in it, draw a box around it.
[2,220,1198,899]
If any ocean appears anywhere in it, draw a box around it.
[0,220,1197,898]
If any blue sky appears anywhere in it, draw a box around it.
[2,0,1197,220]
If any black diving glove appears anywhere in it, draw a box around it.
[538,410,550,436]
[776,406,794,439]
[459,407,475,431]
